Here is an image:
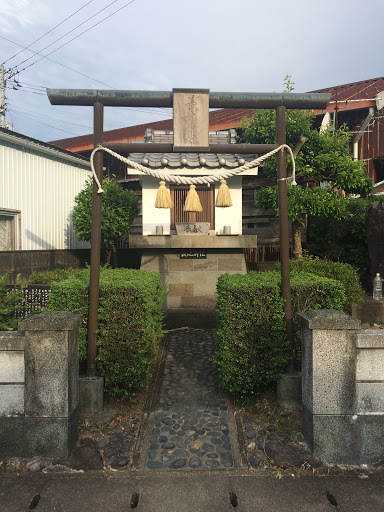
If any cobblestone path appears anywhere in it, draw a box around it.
[142,329,239,470]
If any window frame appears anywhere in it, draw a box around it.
[0,209,21,250]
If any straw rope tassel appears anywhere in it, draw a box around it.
[155,181,173,208]
[215,178,232,207]
[183,184,203,212]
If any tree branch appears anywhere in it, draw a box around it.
[292,135,307,158]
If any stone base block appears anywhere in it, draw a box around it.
[302,405,384,465]
[277,372,302,410]
[79,376,104,414]
[0,406,79,459]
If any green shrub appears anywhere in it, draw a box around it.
[276,256,364,313]
[46,268,164,397]
[46,272,89,360]
[28,268,80,284]
[307,197,384,286]
[215,270,345,398]
[0,272,25,330]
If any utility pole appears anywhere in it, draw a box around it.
[1,65,5,128]
[1,65,20,129]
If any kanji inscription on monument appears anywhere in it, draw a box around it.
[173,88,209,151]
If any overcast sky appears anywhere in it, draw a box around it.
[1,0,383,143]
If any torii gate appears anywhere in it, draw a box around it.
[47,88,330,376]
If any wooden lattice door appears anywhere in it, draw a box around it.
[170,186,214,230]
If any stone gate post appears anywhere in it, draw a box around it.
[297,309,361,464]
[0,311,82,459]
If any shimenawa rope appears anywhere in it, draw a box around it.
[90,144,296,194]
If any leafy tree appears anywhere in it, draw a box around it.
[240,80,373,258]
[241,75,373,258]
[71,177,139,265]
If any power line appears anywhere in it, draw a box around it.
[21,0,138,72]
[1,42,172,116]
[8,83,44,92]
[17,80,46,89]
[10,110,83,136]
[20,85,46,92]
[6,86,45,96]
[14,0,121,69]
[2,0,97,65]
[8,102,93,128]
[0,34,116,88]
[1,32,174,116]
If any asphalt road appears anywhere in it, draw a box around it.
[1,471,383,512]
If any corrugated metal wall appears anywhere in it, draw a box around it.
[0,138,92,250]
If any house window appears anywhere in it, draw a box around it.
[0,210,20,250]
[170,186,214,230]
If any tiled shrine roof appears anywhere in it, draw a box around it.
[127,128,256,169]
[127,152,257,169]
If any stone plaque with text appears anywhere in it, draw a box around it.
[173,89,209,151]
[180,249,207,259]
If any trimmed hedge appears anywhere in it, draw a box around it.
[46,268,164,398]
[214,270,345,397]
[276,256,364,313]
[28,268,80,284]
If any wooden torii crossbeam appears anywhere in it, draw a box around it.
[47,88,330,375]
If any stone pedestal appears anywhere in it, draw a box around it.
[130,235,257,317]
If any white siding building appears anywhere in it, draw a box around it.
[0,128,92,251]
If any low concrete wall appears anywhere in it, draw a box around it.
[298,309,384,465]
[0,250,90,282]
[0,249,142,283]
[352,296,384,325]
[0,311,82,459]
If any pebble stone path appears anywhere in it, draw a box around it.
[142,329,237,470]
